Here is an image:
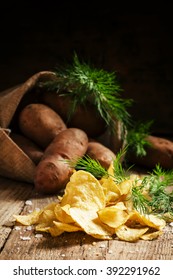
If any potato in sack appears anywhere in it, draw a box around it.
[86,140,116,169]
[34,128,88,194]
[18,103,67,148]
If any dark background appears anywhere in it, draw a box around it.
[0,3,173,135]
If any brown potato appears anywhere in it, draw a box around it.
[42,92,107,137]
[10,133,43,164]
[87,140,116,169]
[34,128,88,194]
[18,103,67,148]
[127,135,173,169]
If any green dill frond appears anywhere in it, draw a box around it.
[66,155,109,179]
[146,165,173,215]
[113,146,132,183]
[40,53,132,129]
[126,120,153,157]
[132,183,150,214]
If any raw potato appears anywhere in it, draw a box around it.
[34,128,88,194]
[10,133,43,164]
[128,135,173,169]
[42,92,107,137]
[87,140,116,169]
[18,103,67,148]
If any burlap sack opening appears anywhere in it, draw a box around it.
[0,71,56,183]
[0,70,126,184]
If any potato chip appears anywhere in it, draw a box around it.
[54,204,74,224]
[69,207,113,239]
[101,177,120,203]
[14,210,41,226]
[59,170,113,239]
[98,202,129,228]
[127,210,166,230]
[140,230,163,240]
[61,170,105,210]
[48,221,82,237]
[115,225,149,242]
[117,179,132,196]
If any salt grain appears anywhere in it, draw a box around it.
[25,200,32,206]
[99,244,106,248]
[26,226,33,231]
[14,226,21,231]
[35,234,43,238]
[169,222,173,227]
[61,254,66,257]
[108,250,113,254]
[20,236,31,241]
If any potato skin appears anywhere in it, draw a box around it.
[128,135,173,169]
[18,103,67,148]
[87,140,116,169]
[34,128,88,194]
[10,133,43,164]
[42,92,107,137]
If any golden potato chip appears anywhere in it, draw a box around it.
[101,177,120,203]
[14,210,41,226]
[48,221,82,237]
[117,179,132,196]
[54,204,74,224]
[98,202,129,228]
[61,170,105,210]
[69,207,113,239]
[115,225,149,242]
[140,230,163,240]
[127,210,166,230]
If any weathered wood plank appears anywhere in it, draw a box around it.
[0,177,33,226]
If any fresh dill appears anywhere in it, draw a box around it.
[126,120,153,157]
[66,155,109,179]
[41,53,132,130]
[131,182,150,214]
[113,146,132,183]
[147,165,173,216]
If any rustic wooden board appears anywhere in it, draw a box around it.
[0,176,173,260]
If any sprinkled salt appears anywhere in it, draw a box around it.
[61,254,66,257]
[169,222,173,227]
[14,226,21,231]
[25,200,32,206]
[35,234,43,238]
[20,236,31,241]
[26,226,33,231]
[108,250,113,254]
[99,244,106,248]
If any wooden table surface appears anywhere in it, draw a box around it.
[0,175,173,260]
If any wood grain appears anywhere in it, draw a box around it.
[0,176,173,260]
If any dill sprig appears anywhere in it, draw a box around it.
[126,120,153,157]
[147,165,173,215]
[113,147,132,183]
[131,164,173,217]
[132,182,150,214]
[41,53,132,129]
[66,155,109,179]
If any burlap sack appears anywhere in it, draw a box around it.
[0,71,56,183]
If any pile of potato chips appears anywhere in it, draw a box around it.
[14,167,168,242]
